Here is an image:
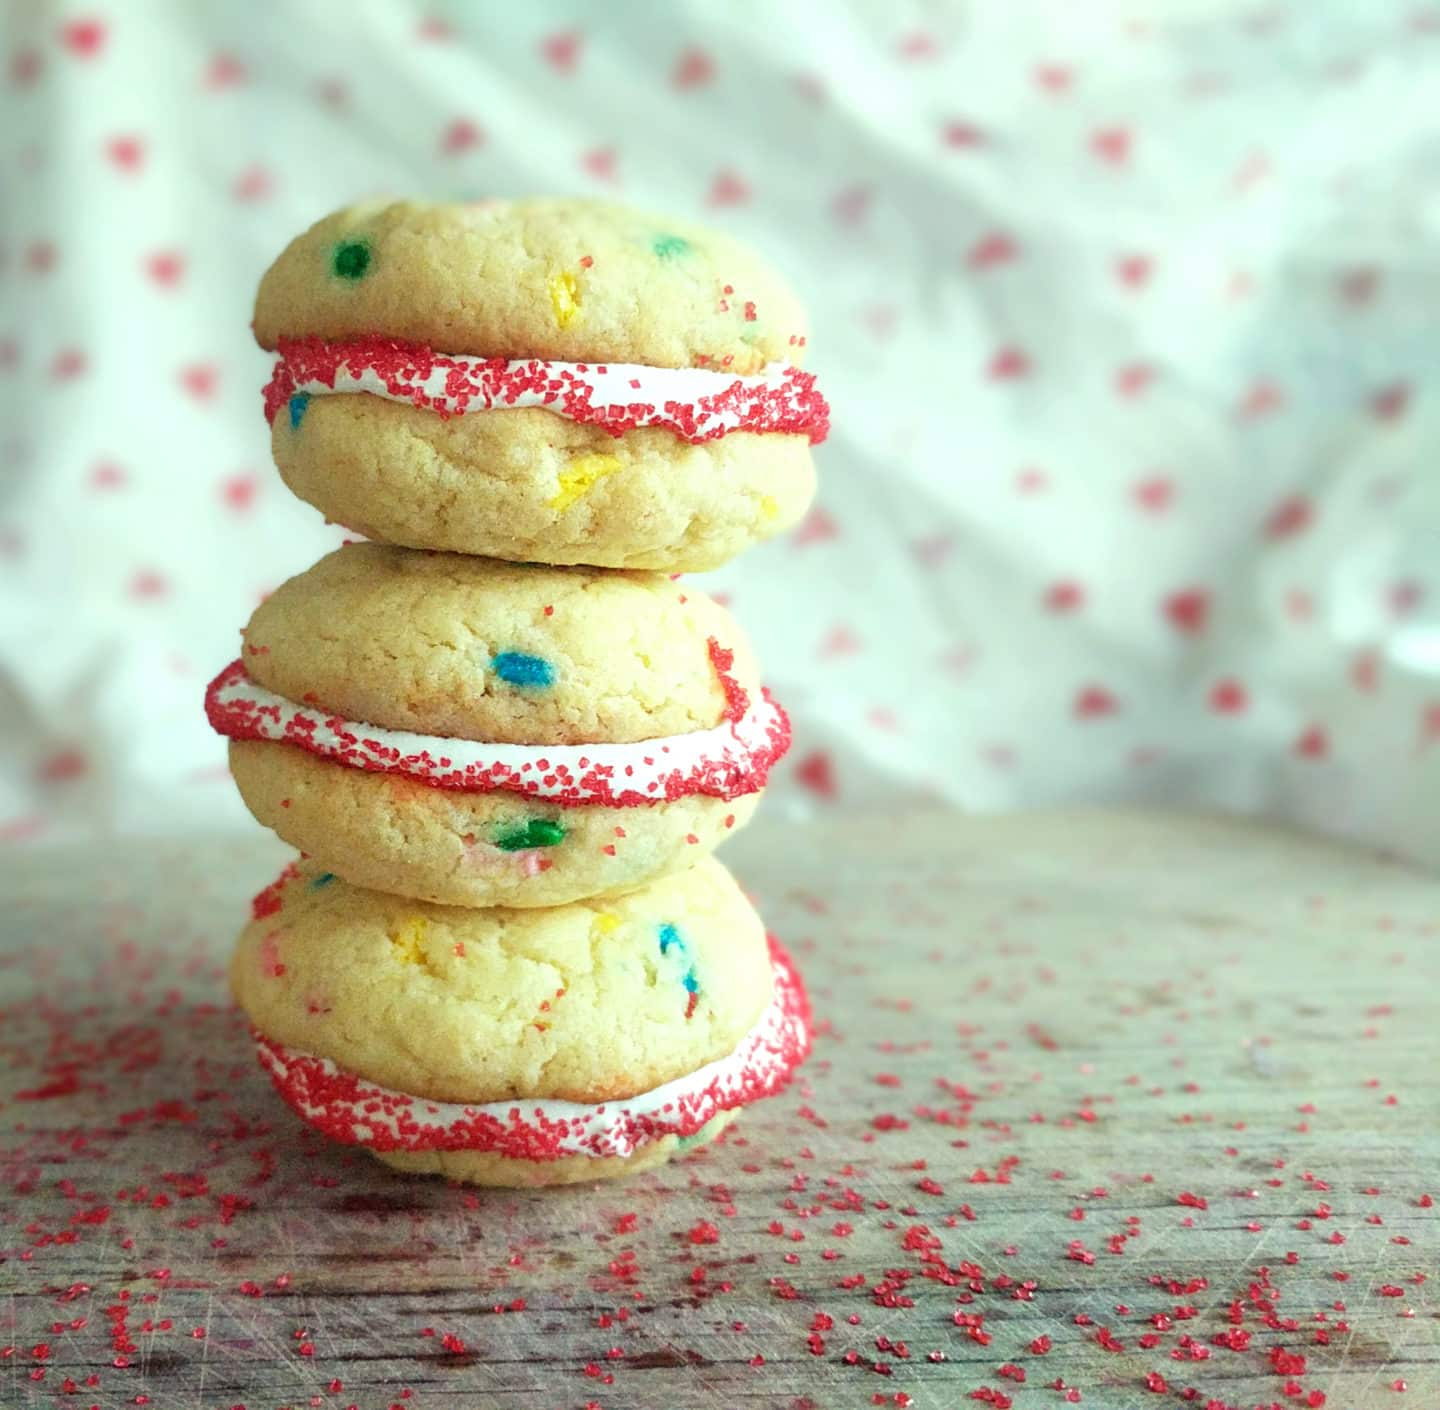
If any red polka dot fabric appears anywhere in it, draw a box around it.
[1,6,1436,856]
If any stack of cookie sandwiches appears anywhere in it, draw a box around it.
[206,199,828,1186]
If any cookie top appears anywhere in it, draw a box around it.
[253,199,809,374]
[233,857,774,1104]
[238,543,760,746]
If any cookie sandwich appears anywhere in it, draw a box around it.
[206,543,789,907]
[235,857,811,1186]
[257,199,828,571]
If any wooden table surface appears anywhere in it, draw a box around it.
[1,809,1436,1410]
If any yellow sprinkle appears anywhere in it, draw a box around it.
[389,916,429,966]
[590,912,621,941]
[548,453,622,511]
[759,494,779,520]
[549,271,581,328]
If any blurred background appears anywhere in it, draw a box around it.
[2,0,1438,861]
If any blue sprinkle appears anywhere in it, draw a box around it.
[309,872,335,889]
[658,922,700,1003]
[492,651,555,688]
[288,392,310,429]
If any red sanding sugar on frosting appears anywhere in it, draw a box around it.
[706,636,750,724]
[262,335,830,444]
[250,861,301,919]
[253,936,811,1162]
[204,659,790,806]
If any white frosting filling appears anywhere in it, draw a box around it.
[299,358,794,426]
[256,960,800,1160]
[209,663,784,804]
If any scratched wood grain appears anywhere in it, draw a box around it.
[1,809,1436,1410]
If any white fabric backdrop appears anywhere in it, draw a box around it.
[3,0,1438,860]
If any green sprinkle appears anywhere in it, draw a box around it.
[494,818,567,852]
[651,234,690,259]
[331,239,371,280]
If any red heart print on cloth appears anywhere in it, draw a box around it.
[0,5,1433,864]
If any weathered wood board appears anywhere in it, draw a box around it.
[1,809,1436,1408]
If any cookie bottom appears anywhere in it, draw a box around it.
[370,1112,737,1187]
[275,398,816,572]
[230,740,760,907]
